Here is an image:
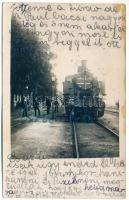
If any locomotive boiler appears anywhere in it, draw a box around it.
[63,60,106,122]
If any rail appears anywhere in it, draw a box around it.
[72,121,80,158]
[105,109,119,114]
[96,121,119,138]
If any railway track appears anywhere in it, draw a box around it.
[11,119,31,128]
[11,122,22,128]
[105,109,119,115]
[11,113,119,158]
[96,121,119,138]
[72,122,79,158]
[72,121,119,158]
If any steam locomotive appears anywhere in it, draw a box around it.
[63,61,106,122]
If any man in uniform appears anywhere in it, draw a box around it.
[46,97,51,115]
[33,98,40,117]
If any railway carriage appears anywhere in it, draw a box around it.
[63,61,106,122]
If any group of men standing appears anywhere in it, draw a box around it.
[17,97,59,117]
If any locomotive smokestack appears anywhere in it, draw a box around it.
[81,60,87,89]
[81,60,87,72]
[78,60,87,73]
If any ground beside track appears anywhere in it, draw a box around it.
[11,121,75,159]
[76,122,119,158]
[11,107,119,159]
[98,111,119,134]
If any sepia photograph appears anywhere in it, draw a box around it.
[2,2,126,199]
[10,3,121,159]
